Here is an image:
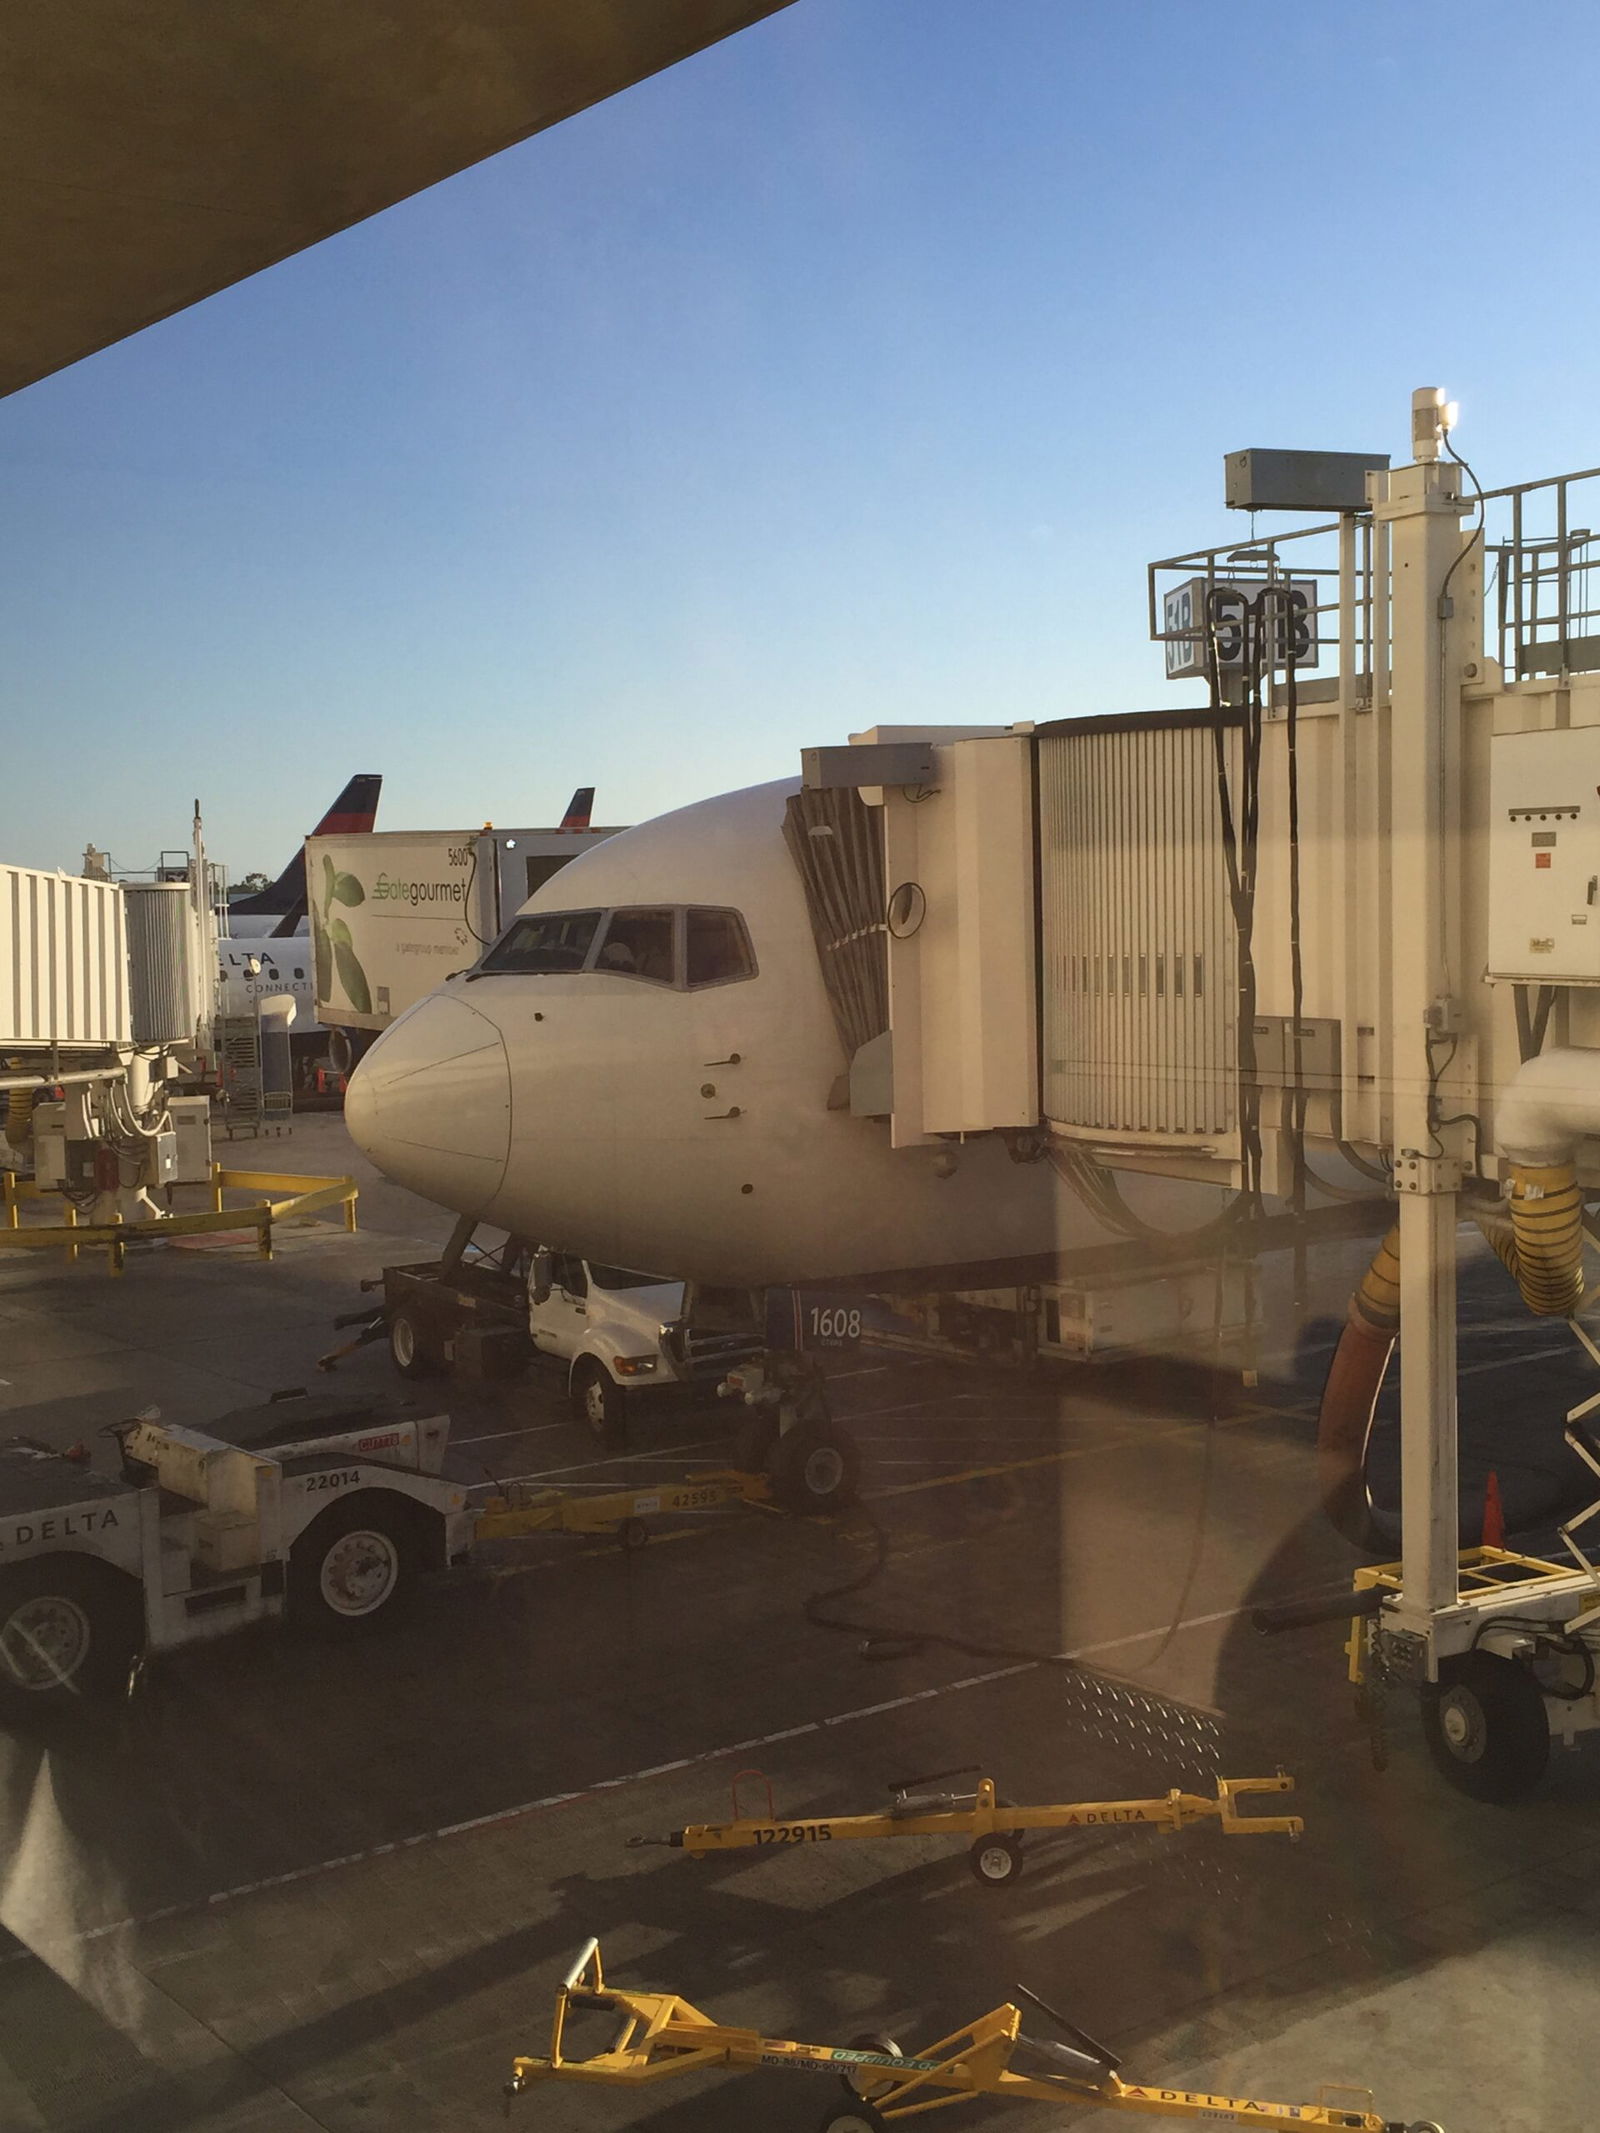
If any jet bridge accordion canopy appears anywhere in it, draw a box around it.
[1038,714,1240,1141]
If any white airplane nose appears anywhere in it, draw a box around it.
[344,991,511,1215]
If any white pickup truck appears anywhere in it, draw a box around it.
[380,1246,761,1446]
[528,1251,758,1446]
[528,1253,681,1440]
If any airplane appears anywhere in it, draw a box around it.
[215,938,317,1027]
[344,776,1117,1290]
[224,773,382,938]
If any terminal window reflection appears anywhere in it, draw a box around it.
[595,907,676,981]
[686,906,756,987]
[480,909,602,972]
[478,905,756,988]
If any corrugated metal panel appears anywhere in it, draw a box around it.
[125,882,196,1044]
[0,865,129,1047]
[782,787,887,1061]
[1039,724,1237,1137]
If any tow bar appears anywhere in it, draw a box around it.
[626,1768,1302,1887]
[503,1937,1443,2131]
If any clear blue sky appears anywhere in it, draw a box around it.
[2,0,1596,878]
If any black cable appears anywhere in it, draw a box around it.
[800,1505,1218,1749]
[802,1504,1089,1668]
[460,839,494,949]
[1262,581,1311,1295]
[1337,1139,1392,1185]
[1441,437,1487,615]
[1205,588,1265,1217]
[1423,1030,1485,1168]
[1122,1236,1233,1673]
[1469,1617,1595,1700]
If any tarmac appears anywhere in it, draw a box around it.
[0,1113,1597,2133]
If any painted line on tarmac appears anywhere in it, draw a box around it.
[467,1435,729,1492]
[866,1422,1200,1506]
[32,1661,1035,1956]
[451,1421,568,1448]
[471,1426,1207,1574]
[40,1600,1244,1958]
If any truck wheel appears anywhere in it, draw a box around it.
[388,1306,439,1381]
[819,2107,888,2133]
[571,1359,629,1449]
[770,1424,861,1514]
[289,1496,419,1636]
[0,1557,142,1701]
[1421,1651,1550,1802]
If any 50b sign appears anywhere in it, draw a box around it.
[1162,577,1319,680]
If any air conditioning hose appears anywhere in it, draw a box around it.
[1317,1171,1587,1546]
[1316,1225,1399,1549]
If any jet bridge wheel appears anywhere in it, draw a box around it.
[0,1556,142,1703]
[820,2107,889,2133]
[1420,1650,1550,1802]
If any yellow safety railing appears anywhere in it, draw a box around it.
[0,1165,357,1274]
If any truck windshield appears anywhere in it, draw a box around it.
[587,1263,667,1290]
[479,910,601,973]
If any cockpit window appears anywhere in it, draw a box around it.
[594,907,677,983]
[686,907,756,988]
[480,909,602,973]
[475,904,755,987]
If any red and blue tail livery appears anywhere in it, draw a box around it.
[228,773,381,926]
[559,786,595,832]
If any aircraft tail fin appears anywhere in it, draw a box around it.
[559,786,595,832]
[227,773,383,922]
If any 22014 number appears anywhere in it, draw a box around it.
[304,1468,362,1494]
[754,1824,834,1845]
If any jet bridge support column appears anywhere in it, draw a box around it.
[1379,393,1476,1636]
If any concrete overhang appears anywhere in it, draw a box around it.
[1,1,795,399]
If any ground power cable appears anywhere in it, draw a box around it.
[798,1497,1222,1755]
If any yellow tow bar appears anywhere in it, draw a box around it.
[473,1467,773,1550]
[505,1937,1442,2131]
[627,1769,1300,1886]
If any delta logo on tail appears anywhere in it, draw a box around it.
[227,774,382,929]
[559,786,595,832]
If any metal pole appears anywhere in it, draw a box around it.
[1379,392,1475,1632]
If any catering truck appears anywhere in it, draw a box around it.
[307,809,622,1070]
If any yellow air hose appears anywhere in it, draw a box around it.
[1477,1163,1587,1318]
[1318,1172,1588,1545]
[4,1081,31,1151]
[1316,1225,1399,1548]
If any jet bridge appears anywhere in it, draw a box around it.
[799,390,1600,1797]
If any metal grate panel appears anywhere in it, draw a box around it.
[1039,722,1237,1138]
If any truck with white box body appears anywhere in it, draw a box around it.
[307,823,622,1058]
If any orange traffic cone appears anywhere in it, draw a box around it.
[1481,1470,1506,1549]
